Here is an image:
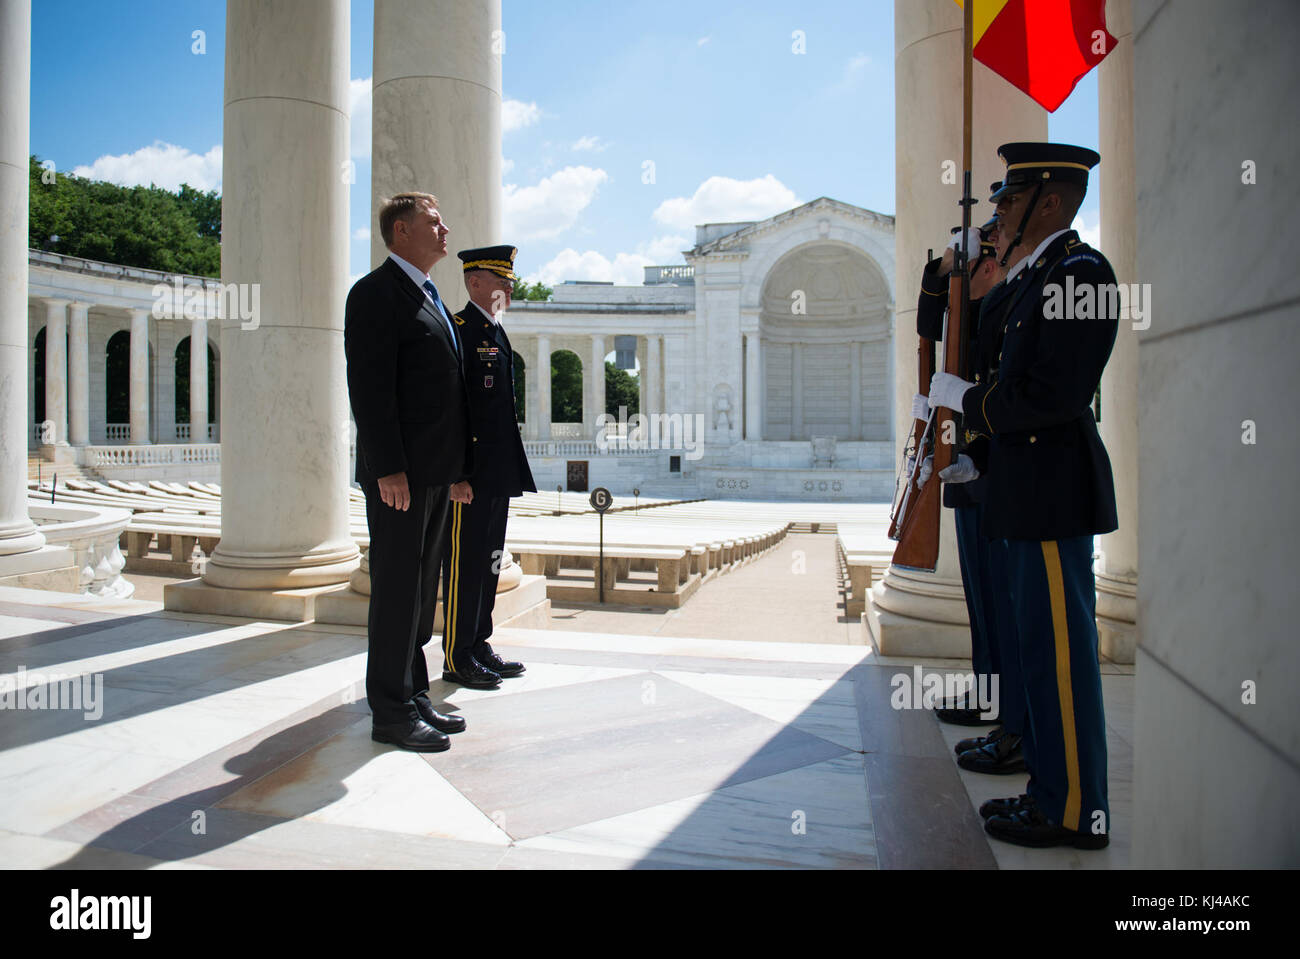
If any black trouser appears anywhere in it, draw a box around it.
[363,479,452,725]
[441,494,509,672]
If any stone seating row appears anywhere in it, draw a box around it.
[836,524,896,617]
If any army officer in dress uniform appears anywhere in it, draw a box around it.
[439,245,538,690]
[929,142,1119,850]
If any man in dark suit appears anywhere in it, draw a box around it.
[930,143,1118,850]
[440,245,537,688]
[344,191,475,752]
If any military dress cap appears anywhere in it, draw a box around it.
[458,245,518,282]
[989,142,1100,201]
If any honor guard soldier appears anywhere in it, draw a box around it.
[439,245,538,689]
[912,221,1028,777]
[929,142,1118,850]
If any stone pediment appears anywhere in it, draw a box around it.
[690,197,894,257]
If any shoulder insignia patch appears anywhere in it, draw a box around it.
[1061,252,1102,267]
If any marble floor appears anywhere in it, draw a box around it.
[0,586,1134,869]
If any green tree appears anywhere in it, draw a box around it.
[605,361,639,417]
[28,155,220,277]
[512,278,552,301]
[551,350,583,423]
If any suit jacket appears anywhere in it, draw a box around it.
[961,231,1119,541]
[344,257,474,488]
[453,302,537,497]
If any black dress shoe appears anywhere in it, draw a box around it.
[477,650,525,677]
[955,726,1003,756]
[980,793,1033,820]
[441,660,502,689]
[371,717,450,752]
[413,695,466,734]
[984,803,1109,849]
[957,730,1025,774]
[935,704,1001,726]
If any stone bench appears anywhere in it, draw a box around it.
[507,541,698,608]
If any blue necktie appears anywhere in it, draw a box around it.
[423,280,459,353]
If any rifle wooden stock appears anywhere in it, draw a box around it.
[892,470,941,570]
[887,335,935,539]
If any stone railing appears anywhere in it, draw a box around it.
[523,440,658,458]
[550,422,584,439]
[83,444,221,469]
[28,502,133,598]
[176,423,218,441]
[105,423,130,442]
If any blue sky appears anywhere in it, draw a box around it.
[29,0,1100,285]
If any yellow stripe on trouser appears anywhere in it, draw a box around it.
[445,502,462,671]
[1041,541,1082,831]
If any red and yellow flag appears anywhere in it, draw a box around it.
[956,0,1117,112]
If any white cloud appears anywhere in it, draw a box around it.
[350,76,372,159]
[503,165,609,240]
[1072,209,1102,249]
[72,141,223,192]
[697,36,711,47]
[502,156,515,176]
[652,174,799,230]
[503,99,541,133]
[572,135,608,152]
[352,227,370,241]
[527,234,690,288]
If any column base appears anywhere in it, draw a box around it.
[0,520,46,557]
[0,544,78,592]
[865,566,973,658]
[1096,569,1138,664]
[201,542,360,590]
[313,573,550,629]
[863,603,973,658]
[164,578,353,622]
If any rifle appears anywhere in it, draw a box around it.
[887,251,937,540]
[889,0,975,572]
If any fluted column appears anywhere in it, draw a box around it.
[196,0,358,590]
[849,341,863,440]
[67,301,89,446]
[371,0,501,298]
[590,334,606,429]
[42,298,69,445]
[536,334,551,441]
[744,331,762,440]
[645,334,661,418]
[127,308,150,444]
[190,315,209,442]
[0,0,43,556]
[869,0,1047,655]
[1096,0,1137,664]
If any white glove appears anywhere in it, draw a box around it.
[904,454,917,481]
[939,453,979,484]
[947,227,982,256]
[917,455,934,486]
[911,393,929,423]
[929,372,975,412]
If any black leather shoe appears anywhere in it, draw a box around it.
[955,726,1003,756]
[980,793,1033,820]
[984,803,1109,849]
[413,694,466,734]
[957,730,1025,774]
[936,705,1001,726]
[477,650,525,677]
[371,717,451,752]
[441,660,502,689]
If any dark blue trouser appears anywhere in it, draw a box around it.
[954,504,1025,736]
[1005,535,1109,834]
[440,494,510,672]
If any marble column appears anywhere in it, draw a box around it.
[194,0,358,591]
[645,334,661,418]
[791,343,804,440]
[128,308,150,444]
[0,0,43,556]
[67,301,89,446]
[536,334,551,441]
[371,0,502,299]
[744,331,762,440]
[849,341,863,440]
[42,298,69,445]
[190,315,209,442]
[590,334,606,429]
[869,0,1047,655]
[1096,0,1138,664]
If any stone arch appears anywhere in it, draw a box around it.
[550,348,583,424]
[757,240,892,441]
[174,335,218,432]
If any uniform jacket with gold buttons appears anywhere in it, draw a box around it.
[960,231,1119,541]
[453,302,537,497]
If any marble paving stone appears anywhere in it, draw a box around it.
[0,827,210,870]
[133,807,511,870]
[0,615,68,641]
[518,754,874,869]
[495,644,863,683]
[0,615,237,674]
[0,683,173,752]
[493,626,873,666]
[0,739,180,835]
[654,668,862,751]
[428,672,850,841]
[432,660,644,706]
[217,720,511,846]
